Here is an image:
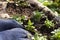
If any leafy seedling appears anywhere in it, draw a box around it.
[33,33,47,40]
[51,28,60,40]
[14,0,29,7]
[45,19,54,28]
[25,19,35,32]
[12,15,25,24]
[33,10,43,22]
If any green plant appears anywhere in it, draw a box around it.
[43,1,52,6]
[12,16,23,24]
[33,33,47,40]
[21,15,25,20]
[25,20,35,32]
[33,10,43,22]
[38,0,46,3]
[51,28,60,40]
[14,0,29,7]
[12,15,25,24]
[44,19,54,28]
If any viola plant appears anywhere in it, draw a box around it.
[33,10,43,22]
[33,33,47,40]
[44,19,54,28]
[51,28,60,40]
[14,0,29,7]
[25,19,35,32]
[12,15,25,24]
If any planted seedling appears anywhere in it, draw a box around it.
[14,0,29,7]
[25,19,35,32]
[33,33,47,40]
[44,19,54,28]
[43,1,52,6]
[12,15,25,24]
[33,10,43,22]
[51,28,60,40]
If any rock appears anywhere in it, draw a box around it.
[0,13,11,18]
[53,16,60,23]
[53,16,60,28]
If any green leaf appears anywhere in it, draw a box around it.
[45,19,54,28]
[28,20,33,26]
[34,33,47,40]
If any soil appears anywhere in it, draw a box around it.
[5,3,57,34]
[6,3,35,19]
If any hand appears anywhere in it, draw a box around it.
[0,28,31,40]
